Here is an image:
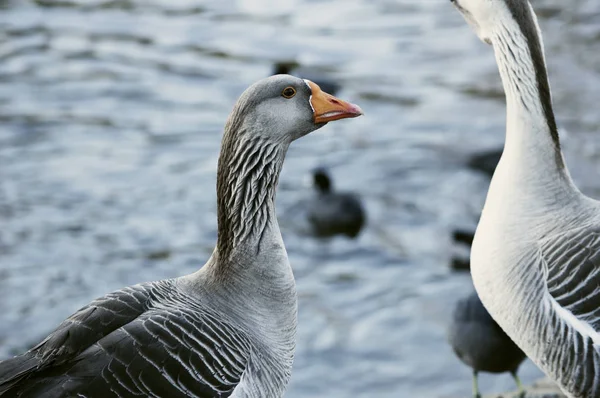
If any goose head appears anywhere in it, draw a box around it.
[228,74,362,144]
[450,0,539,47]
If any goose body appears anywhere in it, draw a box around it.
[452,1,600,397]
[449,292,526,397]
[0,75,362,398]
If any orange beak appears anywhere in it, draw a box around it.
[306,80,363,124]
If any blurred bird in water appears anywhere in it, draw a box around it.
[449,228,475,271]
[448,292,527,398]
[272,61,340,95]
[307,168,366,239]
[466,149,502,178]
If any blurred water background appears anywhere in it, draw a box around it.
[1,0,600,396]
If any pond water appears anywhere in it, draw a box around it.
[1,0,600,397]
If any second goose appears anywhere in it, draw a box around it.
[453,0,600,397]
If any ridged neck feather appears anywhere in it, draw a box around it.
[215,111,287,262]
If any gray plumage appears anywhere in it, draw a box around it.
[0,282,255,398]
[0,75,362,398]
[449,292,526,397]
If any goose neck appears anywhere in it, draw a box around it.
[488,17,575,203]
[215,131,288,263]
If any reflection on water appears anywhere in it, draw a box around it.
[1,0,599,397]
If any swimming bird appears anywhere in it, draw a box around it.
[273,61,340,95]
[467,149,502,178]
[449,292,527,398]
[452,1,600,396]
[453,229,475,247]
[450,228,475,271]
[0,75,362,398]
[307,167,366,238]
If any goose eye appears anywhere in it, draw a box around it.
[281,87,296,99]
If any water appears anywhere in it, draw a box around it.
[1,0,599,397]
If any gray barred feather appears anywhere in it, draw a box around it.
[0,280,256,397]
[534,227,600,397]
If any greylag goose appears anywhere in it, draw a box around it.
[307,167,366,238]
[0,75,362,398]
[449,292,527,398]
[452,0,600,396]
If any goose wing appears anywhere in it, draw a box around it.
[0,281,251,397]
[541,227,600,333]
[0,283,154,388]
